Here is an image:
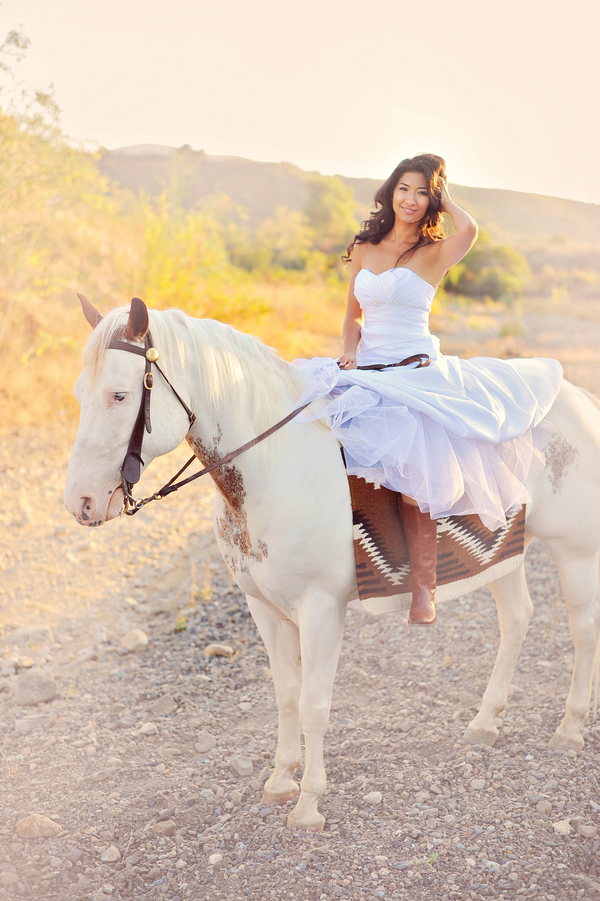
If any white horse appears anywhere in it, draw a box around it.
[65,297,600,832]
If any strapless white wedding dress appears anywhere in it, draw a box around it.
[294,267,563,531]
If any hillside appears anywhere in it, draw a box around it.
[98,145,309,227]
[99,144,600,247]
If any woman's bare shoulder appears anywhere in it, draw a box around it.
[352,240,368,263]
[348,239,370,277]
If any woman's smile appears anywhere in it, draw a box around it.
[392,170,430,223]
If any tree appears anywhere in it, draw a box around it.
[304,174,359,256]
[444,231,531,302]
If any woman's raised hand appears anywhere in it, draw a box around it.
[338,352,357,370]
[438,176,452,212]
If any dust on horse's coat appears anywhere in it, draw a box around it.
[65,298,600,832]
[546,432,580,494]
[190,432,269,572]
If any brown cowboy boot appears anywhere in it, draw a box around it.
[399,499,437,625]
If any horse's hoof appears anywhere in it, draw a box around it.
[548,732,584,752]
[262,787,299,806]
[286,812,325,832]
[463,727,498,747]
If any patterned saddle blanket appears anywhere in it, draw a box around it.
[347,474,526,616]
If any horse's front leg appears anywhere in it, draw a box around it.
[465,560,533,746]
[545,546,600,751]
[245,596,302,804]
[286,592,346,832]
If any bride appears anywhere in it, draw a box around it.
[294,153,563,626]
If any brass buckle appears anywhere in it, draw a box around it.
[144,372,154,390]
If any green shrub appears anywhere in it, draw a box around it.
[444,231,531,302]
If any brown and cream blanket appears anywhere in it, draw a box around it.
[347,474,526,616]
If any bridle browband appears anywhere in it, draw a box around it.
[108,333,430,516]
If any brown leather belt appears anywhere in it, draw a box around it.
[342,353,431,372]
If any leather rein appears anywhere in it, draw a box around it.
[109,334,430,517]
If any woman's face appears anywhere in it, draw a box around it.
[392,171,430,225]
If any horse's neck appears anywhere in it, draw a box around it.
[186,395,296,515]
[167,318,332,507]
[187,404,289,470]
[180,333,344,543]
[182,341,296,485]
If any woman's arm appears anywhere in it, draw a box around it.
[338,244,365,370]
[435,179,478,271]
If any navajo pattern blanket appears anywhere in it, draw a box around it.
[347,474,526,616]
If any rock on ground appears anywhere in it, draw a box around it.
[138,721,158,735]
[10,624,53,646]
[16,814,62,838]
[14,671,58,706]
[14,713,55,732]
[553,819,574,835]
[120,628,148,652]
[195,731,217,752]
[151,820,177,837]
[230,754,253,776]
[204,642,234,657]
[148,693,177,715]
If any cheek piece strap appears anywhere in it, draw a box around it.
[107,332,196,511]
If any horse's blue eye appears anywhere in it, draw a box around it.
[113,393,126,402]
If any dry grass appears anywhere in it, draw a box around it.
[244,278,345,360]
[0,277,347,428]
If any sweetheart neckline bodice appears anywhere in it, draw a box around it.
[357,266,436,293]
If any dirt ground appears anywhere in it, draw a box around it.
[1,298,600,901]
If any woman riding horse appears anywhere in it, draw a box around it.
[294,154,563,626]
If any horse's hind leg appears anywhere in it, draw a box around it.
[545,546,600,751]
[464,561,533,746]
[245,596,302,805]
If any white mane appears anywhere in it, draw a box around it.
[82,306,307,435]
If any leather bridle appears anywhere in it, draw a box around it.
[109,334,430,517]
[109,332,310,516]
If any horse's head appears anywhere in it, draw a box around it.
[64,295,192,526]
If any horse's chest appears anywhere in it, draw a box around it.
[215,497,268,569]
[190,434,270,569]
[207,473,268,576]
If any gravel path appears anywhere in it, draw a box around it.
[2,423,600,901]
[2,297,600,901]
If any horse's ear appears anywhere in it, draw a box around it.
[77,293,103,329]
[125,297,149,341]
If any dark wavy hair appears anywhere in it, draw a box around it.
[343,153,447,265]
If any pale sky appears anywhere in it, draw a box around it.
[2,0,599,204]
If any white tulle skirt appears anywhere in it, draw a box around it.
[293,352,563,531]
